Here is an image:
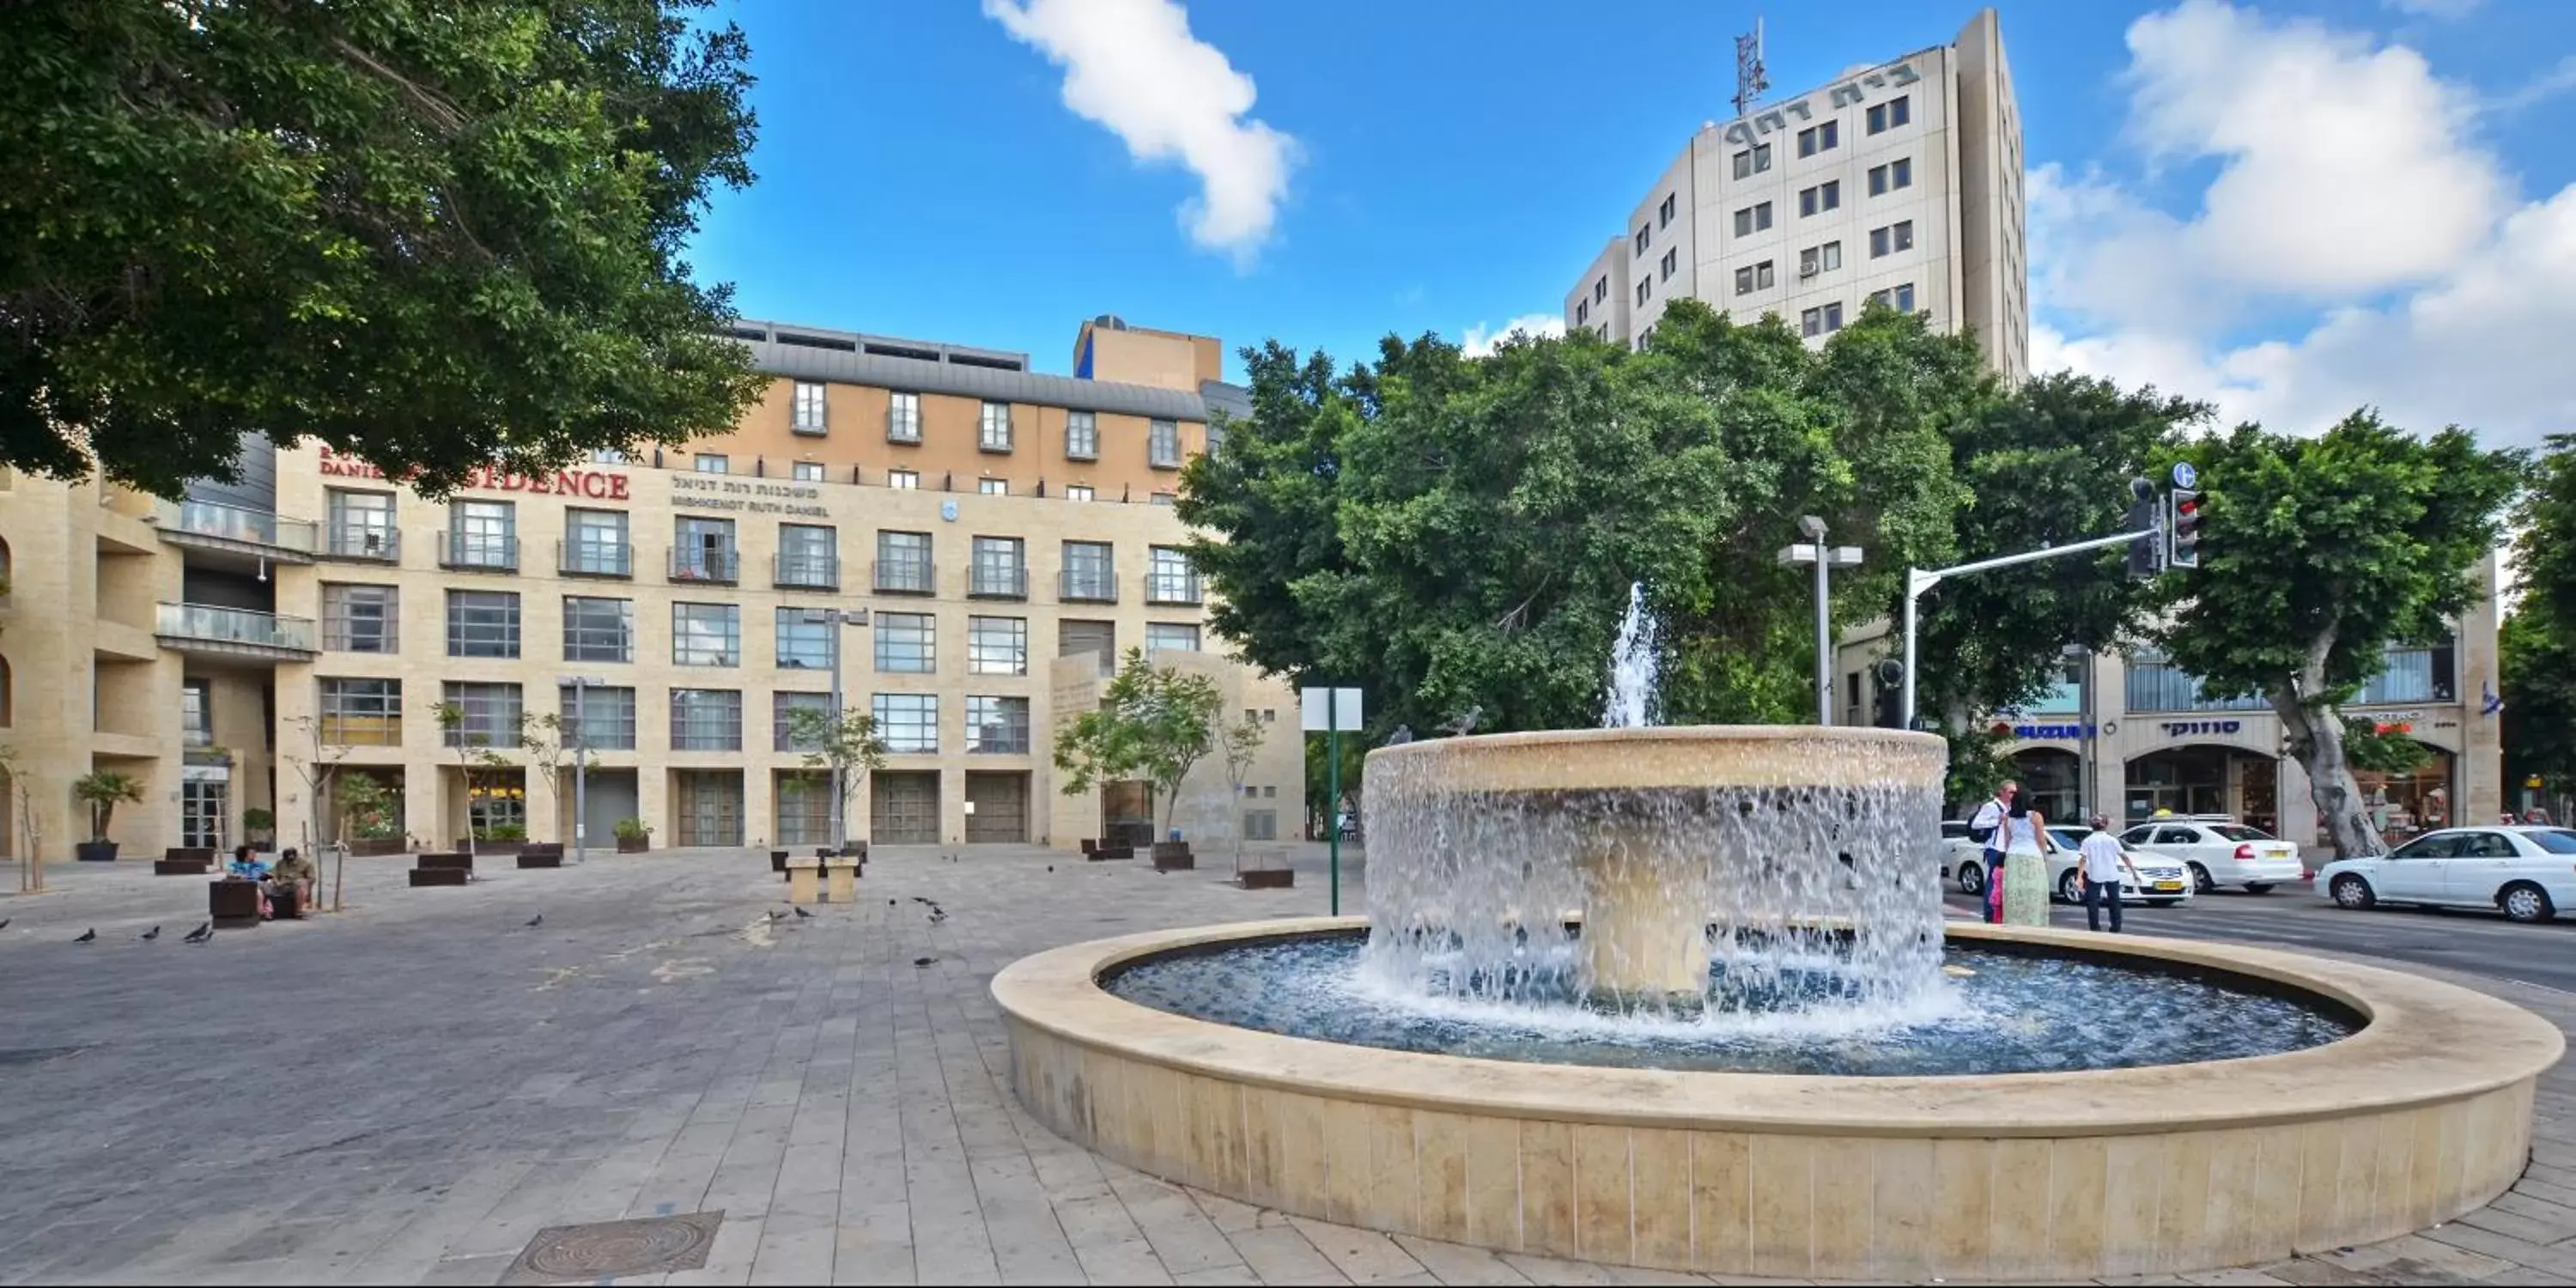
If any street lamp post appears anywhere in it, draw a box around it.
[557,674,608,863]
[1776,515,1866,726]
[802,608,873,852]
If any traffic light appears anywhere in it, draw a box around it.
[2125,477,2163,580]
[1873,659,1905,729]
[2167,487,2202,568]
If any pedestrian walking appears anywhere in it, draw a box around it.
[1968,781,2017,925]
[2077,813,2125,933]
[1999,798,2053,927]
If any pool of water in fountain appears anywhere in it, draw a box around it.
[1103,933,2360,1076]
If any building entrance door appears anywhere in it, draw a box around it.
[182,779,228,849]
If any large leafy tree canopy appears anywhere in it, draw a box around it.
[0,0,766,497]
[2154,413,2524,856]
[2503,434,2576,807]
[1179,299,2081,738]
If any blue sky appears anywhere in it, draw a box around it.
[690,0,2576,447]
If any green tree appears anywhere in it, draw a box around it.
[0,0,765,496]
[1053,649,1225,838]
[2152,414,2524,858]
[781,705,887,848]
[2517,434,2576,626]
[2501,609,2576,813]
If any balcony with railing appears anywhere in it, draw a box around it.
[154,498,317,562]
[155,603,319,659]
[2123,661,2268,714]
[436,531,519,573]
[669,544,738,584]
[775,553,839,591]
[1060,568,1119,603]
[559,538,633,578]
[969,565,1029,600]
[1144,571,1203,606]
[324,523,401,562]
[872,559,935,595]
[2355,646,2458,707]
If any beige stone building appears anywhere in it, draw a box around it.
[0,316,1303,861]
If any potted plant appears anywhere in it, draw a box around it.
[242,806,276,854]
[337,772,407,856]
[72,769,143,861]
[473,821,529,854]
[613,817,653,854]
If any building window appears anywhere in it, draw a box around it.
[1870,283,1919,313]
[1799,180,1840,217]
[791,380,826,433]
[177,679,210,748]
[445,590,520,659]
[1824,301,1845,332]
[1658,192,1677,227]
[445,499,516,570]
[1594,276,1607,303]
[1061,540,1115,600]
[1732,203,1773,237]
[1731,143,1772,178]
[1867,94,1911,135]
[1868,157,1914,196]
[792,461,825,483]
[876,530,933,593]
[774,691,832,752]
[872,692,938,754]
[1145,623,1200,653]
[671,689,743,751]
[1660,247,1677,281]
[1799,241,1843,277]
[1066,410,1098,460]
[560,683,636,750]
[672,516,736,581]
[440,681,522,748]
[970,536,1026,598]
[1146,545,1200,605]
[325,489,397,559]
[561,595,633,663]
[1243,810,1278,841]
[1066,484,1093,502]
[1149,418,1182,469]
[1633,226,1649,257]
[777,523,836,589]
[887,392,921,443]
[672,603,739,667]
[1576,299,1589,325]
[967,696,1030,755]
[979,400,1012,451]
[1150,492,1176,506]
[562,508,629,577]
[873,612,934,673]
[1870,220,1916,257]
[319,677,402,745]
[321,584,398,653]
[1734,260,1776,295]
[1797,120,1838,157]
[887,469,919,489]
[694,453,728,474]
[1635,278,1649,306]
[979,477,1008,495]
[775,607,835,671]
[591,447,626,465]
[969,616,1028,676]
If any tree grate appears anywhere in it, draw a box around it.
[501,1211,722,1284]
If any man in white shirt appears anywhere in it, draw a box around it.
[2078,813,2127,933]
[1967,781,2016,924]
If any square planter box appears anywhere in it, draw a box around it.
[617,836,650,853]
[347,839,408,858]
[1151,841,1195,872]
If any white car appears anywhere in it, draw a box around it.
[1944,824,2192,908]
[2318,826,2576,924]
[2121,820,2303,894]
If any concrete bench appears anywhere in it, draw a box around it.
[417,852,473,872]
[155,858,214,876]
[1236,850,1295,890]
[408,867,469,888]
[1151,842,1195,872]
[785,856,822,906]
[823,856,859,903]
[1087,842,1134,862]
[209,879,264,928]
[514,845,564,869]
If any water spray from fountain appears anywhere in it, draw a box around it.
[1602,581,1659,730]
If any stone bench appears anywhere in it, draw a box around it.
[786,855,822,906]
[408,867,469,888]
[1151,841,1195,872]
[515,844,565,869]
[1236,850,1295,890]
[208,879,264,928]
[417,852,473,872]
[1086,842,1134,862]
[155,858,213,877]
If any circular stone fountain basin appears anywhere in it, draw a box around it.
[994,917,2563,1282]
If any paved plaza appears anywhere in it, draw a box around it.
[5,843,2576,1285]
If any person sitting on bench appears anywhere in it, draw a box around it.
[266,847,316,912]
[227,845,269,880]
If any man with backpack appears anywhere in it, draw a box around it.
[1966,781,2017,924]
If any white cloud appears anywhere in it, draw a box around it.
[982,0,1297,262]
[1460,314,1567,358]
[2030,1,2574,450]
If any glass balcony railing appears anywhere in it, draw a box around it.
[872,559,934,594]
[157,499,318,553]
[969,566,1029,599]
[1144,572,1203,605]
[559,539,633,577]
[1059,569,1118,603]
[437,532,518,572]
[325,524,400,561]
[669,545,738,583]
[775,553,839,590]
[156,603,317,653]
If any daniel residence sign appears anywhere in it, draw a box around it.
[318,447,630,500]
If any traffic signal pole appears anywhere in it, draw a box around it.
[1899,530,2154,732]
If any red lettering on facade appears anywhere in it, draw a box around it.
[317,447,626,499]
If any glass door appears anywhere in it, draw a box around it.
[182,780,228,849]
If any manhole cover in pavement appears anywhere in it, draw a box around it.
[500,1211,723,1283]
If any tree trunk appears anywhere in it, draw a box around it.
[2269,683,2382,861]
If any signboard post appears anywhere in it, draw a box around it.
[1301,687,1364,914]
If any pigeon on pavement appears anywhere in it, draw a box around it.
[525,914,544,928]
[913,956,936,967]
[927,908,947,924]
[140,926,161,941]
[73,928,96,943]
[793,906,814,920]
[182,922,211,944]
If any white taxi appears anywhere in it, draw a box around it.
[2120,820,2304,894]
[2318,827,2576,924]
[2044,827,2193,907]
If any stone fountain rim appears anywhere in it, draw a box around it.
[989,915,2564,1139]
[1364,725,1948,792]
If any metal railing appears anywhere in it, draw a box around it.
[872,559,935,594]
[775,553,839,590]
[158,498,318,553]
[156,602,317,652]
[1059,569,1118,603]
[669,545,738,583]
[1144,572,1203,605]
[969,566,1029,599]
[324,524,400,561]
[887,410,921,444]
[436,532,519,572]
[559,539,633,577]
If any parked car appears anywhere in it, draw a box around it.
[2317,826,2576,924]
[2121,820,2303,894]
[2044,826,2193,908]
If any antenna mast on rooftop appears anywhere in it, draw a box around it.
[1732,16,1770,119]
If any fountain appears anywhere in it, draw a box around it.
[993,586,2563,1279]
